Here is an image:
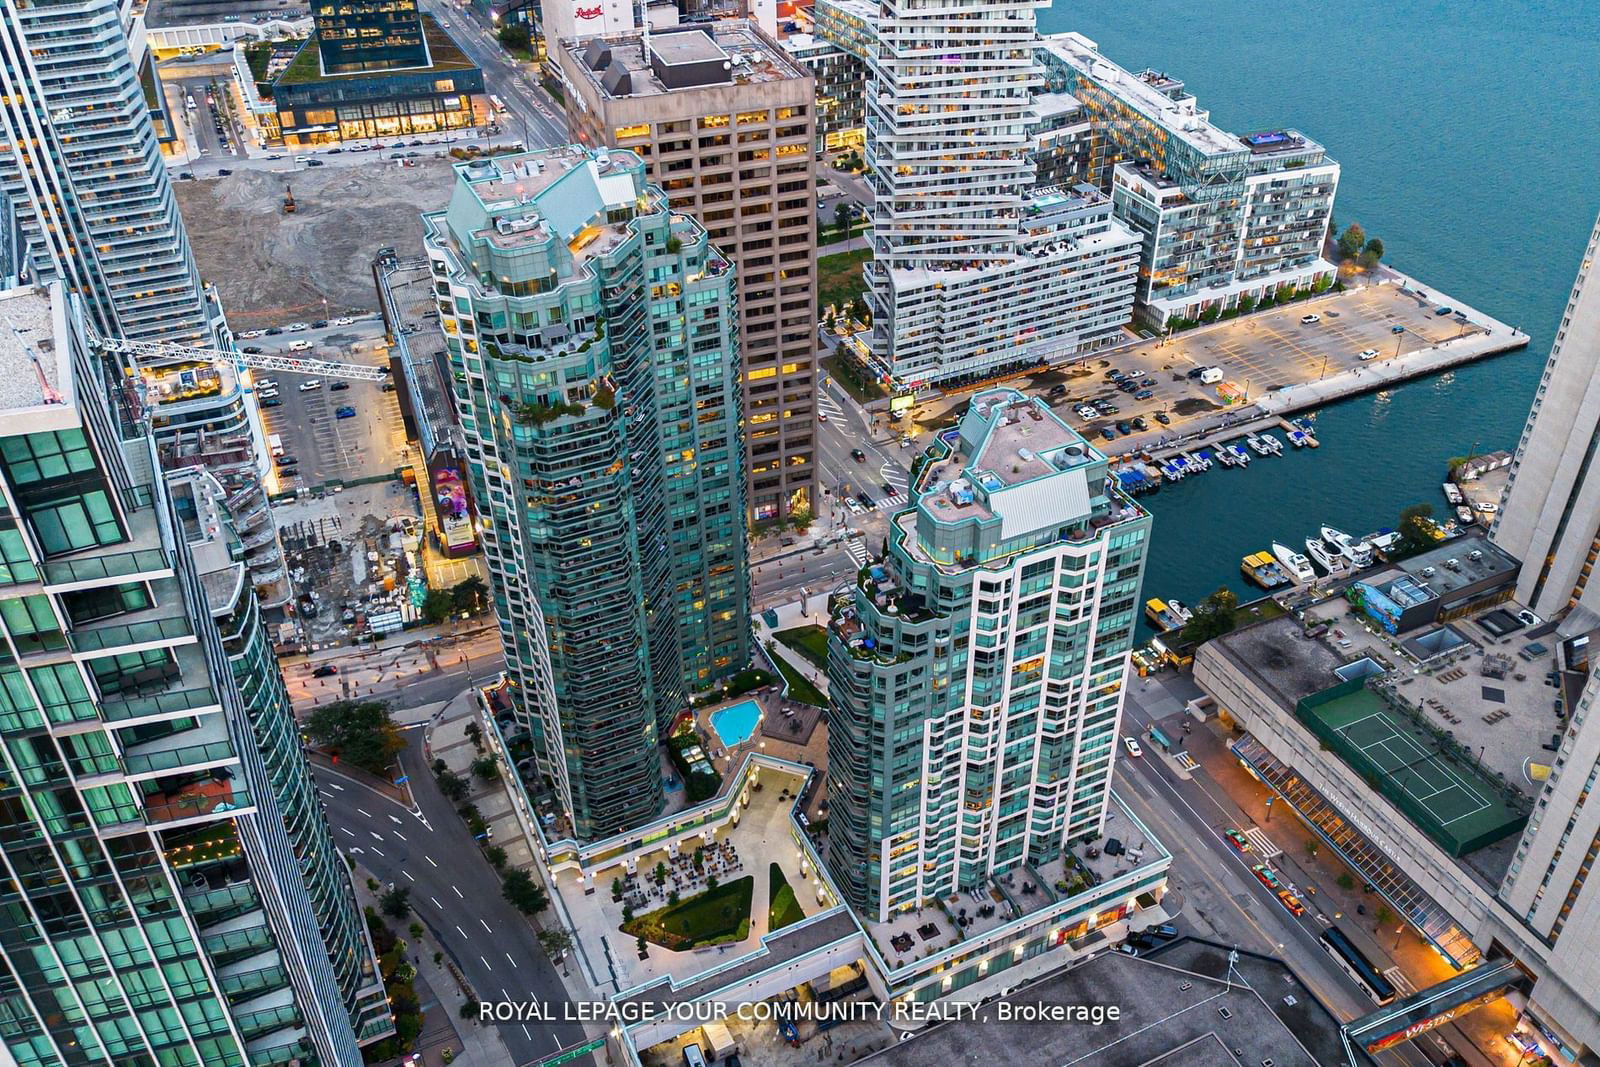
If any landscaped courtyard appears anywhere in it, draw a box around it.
[768,863,805,931]
[622,876,753,951]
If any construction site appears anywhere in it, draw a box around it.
[173,157,460,328]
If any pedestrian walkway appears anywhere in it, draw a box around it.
[842,537,869,567]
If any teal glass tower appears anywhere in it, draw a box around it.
[423,146,749,840]
[0,282,387,1065]
[825,389,1151,920]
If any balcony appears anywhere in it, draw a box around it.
[122,736,239,779]
[41,548,171,591]
[72,615,194,655]
[141,773,251,827]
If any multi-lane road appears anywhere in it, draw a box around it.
[315,730,584,1066]
[419,0,567,149]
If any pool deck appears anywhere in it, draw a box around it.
[709,699,764,749]
[692,689,829,823]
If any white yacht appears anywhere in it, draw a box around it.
[1167,600,1194,625]
[1306,536,1349,575]
[1272,541,1317,584]
[1321,525,1374,568]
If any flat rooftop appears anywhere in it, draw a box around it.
[145,0,306,30]
[868,944,1331,1067]
[0,286,65,413]
[568,21,808,100]
[1394,534,1519,599]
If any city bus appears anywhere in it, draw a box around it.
[490,95,508,115]
[1319,926,1398,1005]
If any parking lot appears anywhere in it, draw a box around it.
[260,369,408,490]
[906,282,1496,448]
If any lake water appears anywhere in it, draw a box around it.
[1040,2,1600,622]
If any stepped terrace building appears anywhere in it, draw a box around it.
[422,146,748,839]
[826,389,1151,918]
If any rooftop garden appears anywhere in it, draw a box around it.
[622,875,753,951]
[277,15,476,87]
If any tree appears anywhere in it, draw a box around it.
[1237,293,1257,314]
[1179,587,1240,644]
[653,861,668,887]
[502,869,549,915]
[380,886,411,920]
[436,768,469,802]
[304,700,404,774]
[496,22,531,52]
[706,873,720,890]
[485,845,508,870]
[471,755,500,782]
[611,877,624,902]
[451,576,489,615]
[421,589,455,624]
[1398,502,1437,552]
[464,720,484,752]
[833,202,853,234]
[538,928,573,962]
[1336,222,1366,260]
[1362,237,1384,261]
[408,920,424,939]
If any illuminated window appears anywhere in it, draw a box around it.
[746,367,776,381]
[613,123,650,141]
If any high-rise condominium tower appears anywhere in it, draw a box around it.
[864,0,1139,388]
[1491,212,1600,621]
[423,146,748,839]
[826,389,1150,918]
[0,282,388,1066]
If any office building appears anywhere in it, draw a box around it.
[862,4,1140,387]
[310,0,428,74]
[271,14,485,145]
[1040,33,1340,328]
[0,282,388,1066]
[558,23,818,524]
[1491,213,1600,621]
[422,146,748,839]
[825,389,1151,918]
[777,33,864,152]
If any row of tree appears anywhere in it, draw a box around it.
[1335,222,1385,269]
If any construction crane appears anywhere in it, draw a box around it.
[91,336,389,382]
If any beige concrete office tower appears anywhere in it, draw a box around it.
[1492,214,1600,620]
[558,23,818,525]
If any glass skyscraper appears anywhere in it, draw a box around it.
[423,146,749,840]
[311,0,430,74]
[0,282,388,1065]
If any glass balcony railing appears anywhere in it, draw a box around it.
[141,778,250,825]
[72,615,193,653]
[122,740,239,776]
[41,549,170,587]
[100,686,220,723]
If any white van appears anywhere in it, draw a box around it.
[268,433,284,457]
[1198,367,1224,385]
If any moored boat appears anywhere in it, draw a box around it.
[1272,541,1317,584]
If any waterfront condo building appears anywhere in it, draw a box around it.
[422,146,748,839]
[1040,33,1340,328]
[1491,212,1600,622]
[0,282,389,1065]
[558,23,818,524]
[863,3,1140,388]
[825,389,1150,919]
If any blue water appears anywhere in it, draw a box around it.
[709,699,763,747]
[1040,2,1600,624]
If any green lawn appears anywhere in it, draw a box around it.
[767,646,826,708]
[817,248,872,314]
[774,625,829,670]
[623,876,753,951]
[821,354,888,403]
[768,863,806,931]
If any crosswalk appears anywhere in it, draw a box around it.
[843,486,906,515]
[818,392,845,421]
[1243,827,1282,859]
[843,537,869,567]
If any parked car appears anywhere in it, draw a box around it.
[1148,924,1180,941]
[1154,412,1171,425]
[1100,427,1116,441]
[264,326,283,335]
[240,329,263,339]
[177,171,195,180]
[1223,828,1250,853]
[288,339,313,351]
[1186,367,1205,379]
[1130,416,1147,431]
[1115,420,1132,435]
[1048,383,1068,397]
[216,168,232,176]
[311,319,328,329]
[287,322,309,332]
[258,389,279,400]
[275,455,296,466]
[1135,389,1154,400]
[333,316,354,326]
[330,381,350,391]
[1075,405,1098,420]
[1139,377,1155,387]
[1391,324,1406,333]
[305,159,325,167]
[335,406,357,418]
[1300,314,1321,325]
[241,345,263,354]
[261,398,282,407]
[312,665,338,677]
[1434,306,1453,316]
[1358,348,1379,360]
[381,382,396,392]
[1123,736,1142,757]
[298,379,322,391]
[1098,403,1120,415]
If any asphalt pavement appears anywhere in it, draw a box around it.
[315,729,584,1065]
[419,0,566,149]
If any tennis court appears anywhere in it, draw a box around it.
[1295,683,1526,856]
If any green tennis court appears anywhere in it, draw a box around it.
[1295,683,1526,856]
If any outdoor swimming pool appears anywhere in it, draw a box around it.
[709,699,762,748]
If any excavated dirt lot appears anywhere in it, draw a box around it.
[174,158,458,329]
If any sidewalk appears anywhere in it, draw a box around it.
[754,601,830,698]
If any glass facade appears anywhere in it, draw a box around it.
[0,284,384,1066]
[311,0,430,74]
[423,147,749,840]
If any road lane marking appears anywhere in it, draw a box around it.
[453,886,464,899]
[432,896,443,909]
[506,952,518,968]
[389,815,403,825]
[480,918,491,932]
[369,831,383,841]
[457,924,469,938]
[370,846,384,856]
[393,830,406,841]
[328,782,345,791]
[338,827,355,837]
[480,955,494,971]
[402,870,414,881]
[356,807,372,818]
